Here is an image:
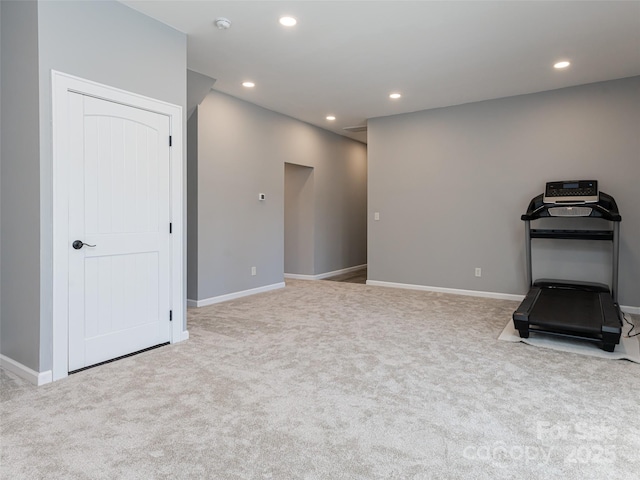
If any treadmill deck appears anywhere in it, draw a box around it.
[512,283,623,351]
[529,288,603,335]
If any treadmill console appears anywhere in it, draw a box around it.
[543,180,598,204]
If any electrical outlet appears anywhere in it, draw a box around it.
[374,212,380,221]
[251,266,257,276]
[475,267,482,277]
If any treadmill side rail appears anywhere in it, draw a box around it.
[599,293,623,341]
[513,287,541,338]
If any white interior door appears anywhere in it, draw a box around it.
[68,93,171,371]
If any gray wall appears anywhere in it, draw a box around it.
[0,0,187,373]
[187,110,199,300]
[191,90,367,301]
[0,0,41,371]
[368,76,640,307]
[0,2,2,359]
[284,163,315,275]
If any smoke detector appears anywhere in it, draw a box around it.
[214,17,232,30]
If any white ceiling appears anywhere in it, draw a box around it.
[120,1,640,143]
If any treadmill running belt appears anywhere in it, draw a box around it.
[529,288,603,335]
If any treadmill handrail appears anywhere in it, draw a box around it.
[521,191,621,222]
[529,229,614,241]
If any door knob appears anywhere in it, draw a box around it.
[72,240,96,250]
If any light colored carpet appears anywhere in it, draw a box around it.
[2,279,639,479]
[498,317,640,363]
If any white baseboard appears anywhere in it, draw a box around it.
[283,273,316,280]
[285,264,367,281]
[178,330,190,342]
[188,282,286,308]
[365,280,640,311]
[621,305,640,315]
[365,280,526,302]
[0,354,52,386]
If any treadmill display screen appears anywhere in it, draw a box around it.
[543,180,599,204]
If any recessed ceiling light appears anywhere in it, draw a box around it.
[554,61,571,69]
[242,81,255,88]
[326,115,336,121]
[389,93,402,99]
[279,16,297,27]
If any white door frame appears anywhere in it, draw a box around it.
[52,71,185,381]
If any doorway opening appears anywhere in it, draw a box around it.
[284,163,315,276]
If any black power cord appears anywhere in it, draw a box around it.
[623,313,639,338]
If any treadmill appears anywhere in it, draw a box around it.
[512,180,623,352]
